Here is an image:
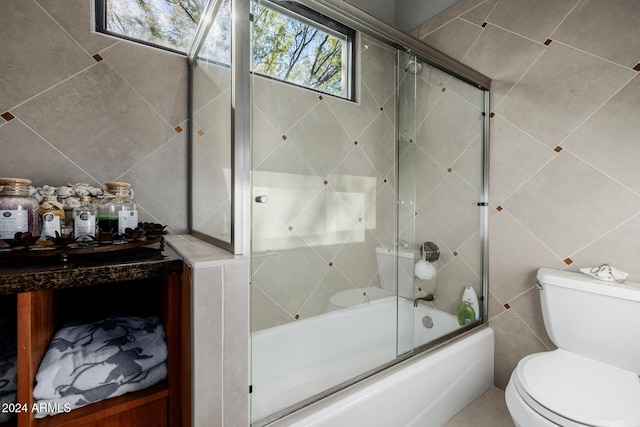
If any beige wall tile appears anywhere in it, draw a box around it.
[495,42,635,148]
[462,24,545,107]
[101,41,189,127]
[490,309,548,389]
[419,18,483,62]
[503,150,640,257]
[563,75,640,194]
[13,62,176,185]
[0,119,96,186]
[488,115,554,205]
[0,0,94,113]
[486,0,578,43]
[551,0,640,68]
[36,0,117,55]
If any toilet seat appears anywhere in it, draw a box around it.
[327,287,390,311]
[512,349,640,427]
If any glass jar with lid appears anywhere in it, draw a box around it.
[38,195,65,239]
[73,195,97,239]
[98,182,138,236]
[0,177,38,239]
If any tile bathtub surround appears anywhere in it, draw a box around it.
[0,0,189,234]
[415,0,640,389]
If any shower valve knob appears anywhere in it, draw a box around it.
[255,196,268,203]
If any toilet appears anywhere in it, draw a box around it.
[327,246,417,311]
[505,268,640,426]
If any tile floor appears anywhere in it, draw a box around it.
[443,387,515,427]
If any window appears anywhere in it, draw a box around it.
[251,1,354,99]
[95,0,355,100]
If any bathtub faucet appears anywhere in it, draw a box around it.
[413,293,435,307]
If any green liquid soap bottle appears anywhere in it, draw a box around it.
[457,301,476,326]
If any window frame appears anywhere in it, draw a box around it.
[252,1,356,100]
[94,0,356,101]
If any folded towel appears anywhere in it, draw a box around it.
[33,315,167,417]
[33,363,166,418]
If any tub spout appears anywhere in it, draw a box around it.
[413,293,435,307]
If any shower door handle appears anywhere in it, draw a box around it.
[255,196,268,203]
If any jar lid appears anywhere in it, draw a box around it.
[0,177,32,186]
[105,182,132,190]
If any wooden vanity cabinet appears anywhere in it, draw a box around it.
[0,246,190,427]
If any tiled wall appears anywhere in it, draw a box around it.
[249,34,487,331]
[0,0,189,234]
[250,35,400,330]
[413,0,640,388]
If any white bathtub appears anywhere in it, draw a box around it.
[251,296,494,425]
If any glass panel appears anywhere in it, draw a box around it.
[101,0,204,52]
[250,23,399,421]
[249,4,488,424]
[406,56,486,348]
[190,0,233,244]
[396,50,417,356]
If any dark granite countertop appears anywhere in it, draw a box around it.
[0,243,183,295]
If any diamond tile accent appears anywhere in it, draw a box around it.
[1,112,14,121]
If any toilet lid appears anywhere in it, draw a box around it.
[516,349,640,427]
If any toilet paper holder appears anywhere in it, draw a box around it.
[420,242,440,262]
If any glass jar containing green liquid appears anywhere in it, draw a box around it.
[98,182,138,236]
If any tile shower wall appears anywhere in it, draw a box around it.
[413,0,640,388]
[250,34,487,331]
[0,0,189,234]
[250,35,400,331]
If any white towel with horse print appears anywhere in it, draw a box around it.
[33,315,167,418]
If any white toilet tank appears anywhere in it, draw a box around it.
[375,246,418,298]
[537,267,640,373]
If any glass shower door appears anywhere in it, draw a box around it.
[249,4,488,423]
[250,7,401,420]
[397,50,418,356]
[398,51,487,350]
